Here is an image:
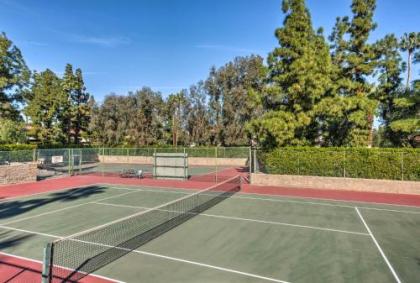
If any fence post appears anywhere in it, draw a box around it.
[297,151,300,175]
[401,151,404,181]
[249,147,252,183]
[343,150,346,178]
[253,148,257,174]
[215,146,218,183]
[68,148,72,175]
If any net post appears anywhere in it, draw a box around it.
[249,146,252,183]
[79,148,82,174]
[253,148,257,174]
[153,148,157,178]
[68,148,71,176]
[41,243,53,283]
[184,148,188,180]
[215,146,218,183]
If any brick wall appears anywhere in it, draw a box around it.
[99,155,247,167]
[251,173,420,195]
[0,162,37,185]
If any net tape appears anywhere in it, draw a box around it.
[46,175,241,282]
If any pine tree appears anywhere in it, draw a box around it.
[327,0,379,146]
[0,32,30,119]
[62,64,91,144]
[25,69,67,144]
[374,34,404,146]
[248,0,333,147]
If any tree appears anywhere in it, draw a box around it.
[0,118,26,143]
[62,64,92,144]
[248,0,333,147]
[90,94,127,146]
[387,72,420,147]
[0,32,30,119]
[25,69,67,144]
[185,82,211,146]
[374,34,404,145]
[206,55,266,146]
[166,91,188,147]
[129,88,166,146]
[400,32,420,89]
[327,0,378,146]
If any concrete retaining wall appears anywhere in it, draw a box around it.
[251,173,420,195]
[98,155,247,167]
[0,162,37,185]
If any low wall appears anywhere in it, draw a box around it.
[99,155,152,164]
[98,155,246,167]
[251,173,420,195]
[0,162,37,185]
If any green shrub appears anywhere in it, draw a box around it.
[258,147,420,181]
[0,144,37,151]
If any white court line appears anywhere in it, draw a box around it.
[240,190,420,209]
[234,195,420,215]
[58,176,241,241]
[0,225,290,283]
[137,250,290,283]
[0,224,59,238]
[93,201,369,237]
[355,207,401,283]
[106,186,420,215]
[0,251,125,283]
[358,206,420,215]
[104,182,420,210]
[1,190,141,226]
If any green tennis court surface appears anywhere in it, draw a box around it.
[1,184,419,283]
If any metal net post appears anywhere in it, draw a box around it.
[42,243,53,283]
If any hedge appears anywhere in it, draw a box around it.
[257,147,420,181]
[0,144,37,151]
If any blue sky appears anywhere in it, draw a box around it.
[1,0,419,103]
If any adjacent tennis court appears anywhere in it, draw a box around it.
[1,179,419,283]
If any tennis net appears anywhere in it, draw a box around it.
[42,175,242,282]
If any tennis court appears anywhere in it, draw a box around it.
[37,162,232,181]
[1,178,419,283]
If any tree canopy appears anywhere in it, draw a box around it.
[0,0,419,148]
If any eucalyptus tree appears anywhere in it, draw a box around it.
[206,55,266,146]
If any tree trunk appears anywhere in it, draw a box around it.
[367,113,374,148]
[406,51,412,89]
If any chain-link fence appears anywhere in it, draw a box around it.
[1,147,250,182]
[253,148,420,181]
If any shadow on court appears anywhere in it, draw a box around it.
[0,230,34,250]
[0,186,107,221]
